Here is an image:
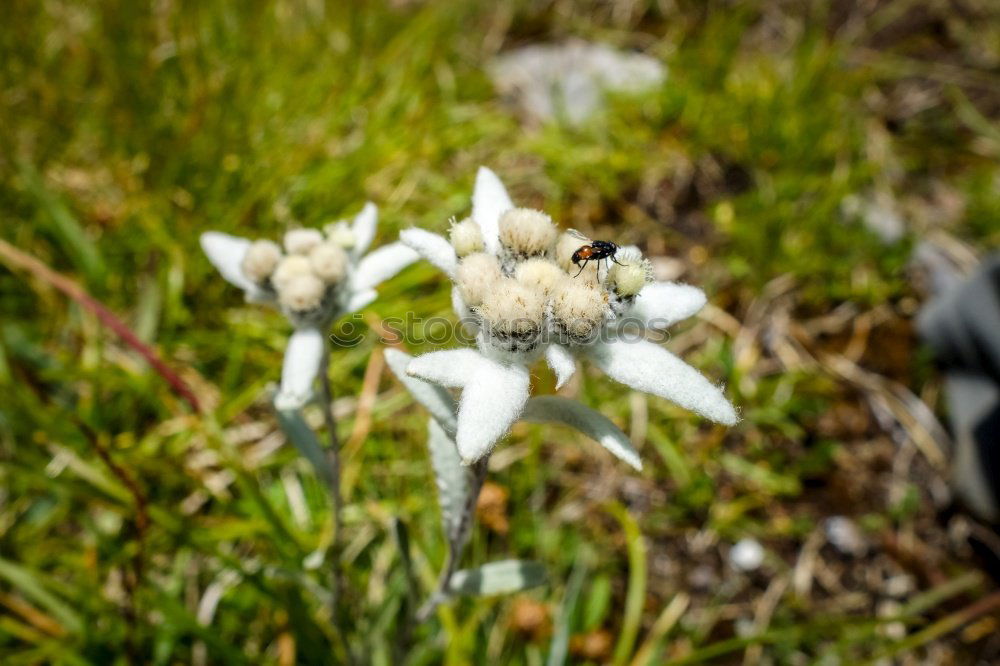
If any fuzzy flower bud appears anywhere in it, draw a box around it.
[475,278,547,353]
[241,239,282,283]
[449,218,484,257]
[278,273,326,313]
[272,255,313,292]
[498,208,557,260]
[455,252,503,307]
[284,228,324,255]
[324,221,356,249]
[550,279,609,343]
[553,231,584,272]
[309,242,348,284]
[514,258,565,295]
[606,247,652,297]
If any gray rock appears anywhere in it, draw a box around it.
[489,40,666,125]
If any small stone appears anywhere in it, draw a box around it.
[884,574,914,598]
[687,564,718,589]
[825,516,867,557]
[730,538,764,572]
[490,40,666,126]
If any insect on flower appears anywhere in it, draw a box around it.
[568,229,625,277]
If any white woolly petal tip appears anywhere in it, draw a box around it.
[344,289,377,314]
[545,345,577,390]
[498,208,557,257]
[713,396,739,426]
[591,339,739,427]
[403,349,481,388]
[200,231,254,289]
[351,202,378,256]
[399,228,458,277]
[454,360,530,463]
[284,228,324,255]
[632,282,707,329]
[449,217,484,257]
[278,328,323,411]
[383,347,411,368]
[455,253,503,307]
[472,166,514,253]
[241,239,282,283]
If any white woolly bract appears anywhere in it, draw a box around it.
[241,239,282,283]
[476,278,546,335]
[587,337,737,425]
[514,258,565,294]
[455,252,502,307]
[521,396,642,470]
[278,273,326,312]
[385,348,458,436]
[426,417,467,541]
[607,247,652,297]
[498,208,557,257]
[399,228,458,277]
[308,242,348,284]
[344,288,377,314]
[284,228,324,255]
[351,242,419,292]
[200,232,259,295]
[275,327,324,410]
[407,348,484,388]
[350,202,378,259]
[628,281,707,330]
[545,343,577,389]
[472,166,514,255]
[550,279,608,340]
[455,357,530,463]
[272,255,313,292]
[449,217,484,257]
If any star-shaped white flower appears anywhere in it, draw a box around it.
[400,168,736,466]
[201,203,417,410]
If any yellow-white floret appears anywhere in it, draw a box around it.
[241,239,282,283]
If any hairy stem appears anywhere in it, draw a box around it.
[318,344,352,665]
[416,457,490,622]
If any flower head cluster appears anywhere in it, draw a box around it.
[201,203,417,409]
[400,168,736,465]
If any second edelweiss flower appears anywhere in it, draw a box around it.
[201,203,417,410]
[400,168,737,465]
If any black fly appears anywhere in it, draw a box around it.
[567,229,624,277]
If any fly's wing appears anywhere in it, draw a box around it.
[566,228,592,242]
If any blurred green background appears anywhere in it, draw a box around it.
[2,0,999,664]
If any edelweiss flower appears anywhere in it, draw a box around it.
[201,203,417,409]
[400,168,736,465]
